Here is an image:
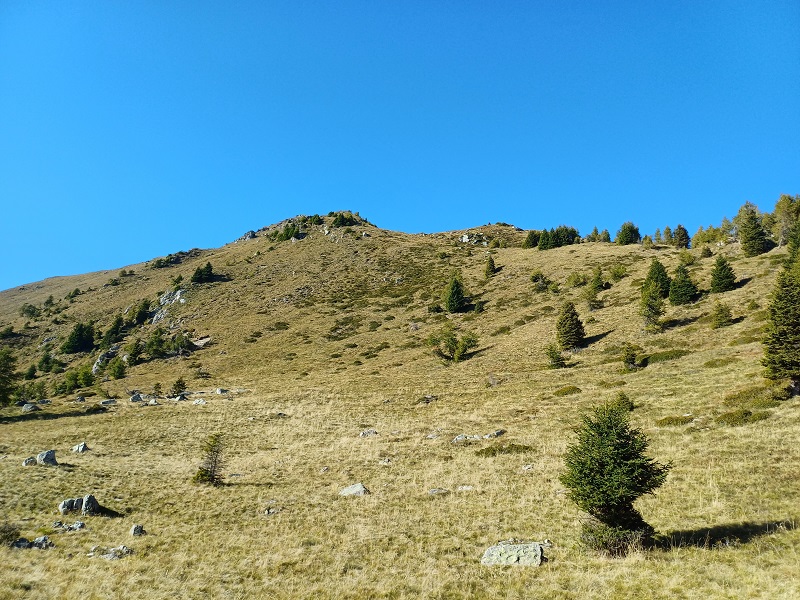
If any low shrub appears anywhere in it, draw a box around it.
[645,349,691,365]
[609,392,634,412]
[475,443,533,457]
[715,409,770,426]
[580,519,647,557]
[0,522,20,547]
[554,385,581,396]
[598,380,626,388]
[703,357,740,368]
[656,415,694,427]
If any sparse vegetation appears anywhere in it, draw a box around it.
[193,432,225,486]
[427,323,478,363]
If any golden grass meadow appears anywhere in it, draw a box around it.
[1,216,799,599]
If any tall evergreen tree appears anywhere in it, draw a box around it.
[762,265,800,387]
[737,204,770,257]
[484,255,496,279]
[615,222,641,245]
[710,255,736,293]
[442,273,467,313]
[537,229,553,250]
[522,230,540,248]
[61,323,96,354]
[663,226,673,245]
[642,258,671,298]
[599,229,611,243]
[640,281,665,332]
[668,264,697,305]
[556,301,586,350]
[673,224,690,249]
[0,347,17,407]
[560,404,671,554]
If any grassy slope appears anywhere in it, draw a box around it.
[1,219,798,599]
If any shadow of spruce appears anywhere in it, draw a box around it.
[656,519,795,550]
[0,405,108,425]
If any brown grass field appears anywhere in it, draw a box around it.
[1,218,798,599]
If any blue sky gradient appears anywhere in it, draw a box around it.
[1,1,798,291]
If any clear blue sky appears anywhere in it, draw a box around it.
[1,1,798,291]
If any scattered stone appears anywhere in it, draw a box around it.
[59,498,83,515]
[52,521,85,531]
[130,524,146,536]
[359,429,378,438]
[15,400,26,407]
[173,392,189,401]
[319,466,330,474]
[452,434,481,444]
[12,536,54,549]
[82,494,101,516]
[22,403,40,413]
[483,429,506,439]
[72,442,90,453]
[75,396,85,403]
[38,399,51,405]
[36,450,58,466]
[426,432,440,439]
[379,458,392,465]
[100,545,133,560]
[264,506,282,516]
[215,388,228,395]
[129,393,142,402]
[339,483,370,496]
[428,488,450,496]
[238,230,257,242]
[521,464,535,472]
[148,399,159,406]
[22,456,37,466]
[456,485,475,492]
[480,541,545,567]
[12,537,31,549]
[58,494,101,516]
[416,394,437,405]
[193,399,207,406]
[99,399,117,406]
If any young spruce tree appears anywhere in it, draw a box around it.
[556,301,585,350]
[642,258,671,299]
[762,264,800,388]
[668,264,697,305]
[710,255,736,293]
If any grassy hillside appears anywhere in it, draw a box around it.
[1,215,798,599]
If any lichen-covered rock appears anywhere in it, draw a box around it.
[339,483,370,496]
[480,541,544,566]
[36,450,58,466]
[100,545,133,560]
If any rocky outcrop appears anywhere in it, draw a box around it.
[36,450,58,466]
[480,541,545,566]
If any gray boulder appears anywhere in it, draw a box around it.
[359,429,378,438]
[22,456,37,466]
[452,434,481,444]
[483,429,507,439]
[129,393,142,402]
[36,450,58,466]
[480,541,544,566]
[22,403,40,413]
[72,442,90,453]
[99,399,117,406]
[339,483,370,496]
[100,545,133,560]
[82,494,101,516]
[130,524,146,536]
[58,497,83,515]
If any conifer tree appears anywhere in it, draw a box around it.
[599,229,611,243]
[710,255,736,293]
[442,273,467,313]
[737,204,770,257]
[0,347,17,407]
[710,300,733,329]
[484,256,496,279]
[556,301,585,350]
[61,323,96,354]
[653,229,662,244]
[585,267,605,310]
[668,264,697,305]
[673,225,690,249]
[615,222,641,245]
[640,281,665,332]
[538,229,553,250]
[560,404,671,554]
[642,258,671,298]
[762,265,800,387]
[522,230,540,248]
[663,226,673,245]
[193,432,226,486]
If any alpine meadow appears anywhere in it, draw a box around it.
[2,198,800,599]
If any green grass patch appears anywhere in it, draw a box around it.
[554,385,581,397]
[645,349,691,364]
[715,409,770,427]
[475,443,533,457]
[491,326,511,336]
[656,415,694,427]
[598,380,626,388]
[703,357,740,368]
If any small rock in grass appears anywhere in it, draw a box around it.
[339,483,370,496]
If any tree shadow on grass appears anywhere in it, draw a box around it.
[0,406,108,425]
[735,276,754,290]
[663,315,701,330]
[584,330,612,346]
[656,519,794,550]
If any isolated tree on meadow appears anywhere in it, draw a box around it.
[762,262,800,389]
[560,403,671,555]
[193,432,226,486]
[556,301,585,350]
[640,281,665,332]
[442,272,467,313]
[484,255,496,279]
[710,255,736,293]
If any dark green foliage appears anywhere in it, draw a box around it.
[14,380,47,404]
[536,226,579,250]
[545,343,566,369]
[330,212,359,228]
[427,323,478,362]
[100,316,126,349]
[559,404,671,554]
[615,222,641,245]
[640,281,665,332]
[530,270,552,292]
[61,322,95,354]
[609,264,627,281]
[598,229,611,243]
[191,262,214,284]
[663,226,673,245]
[441,273,467,313]
[668,264,697,305]
[129,299,151,326]
[585,226,600,242]
[610,392,634,412]
[309,214,323,225]
[274,223,301,241]
[484,256,496,279]
[537,229,553,250]
[554,385,581,396]
[124,339,144,366]
[37,352,61,374]
[762,266,800,384]
[710,255,736,293]
[737,203,770,257]
[673,224,690,248]
[0,347,17,406]
[585,267,605,310]
[715,408,770,426]
[646,349,691,364]
[0,325,14,339]
[710,301,733,329]
[19,303,40,319]
[700,246,713,258]
[23,364,36,380]
[643,258,671,298]
[556,302,585,350]
[145,328,168,358]
[522,230,540,248]
[107,357,126,379]
[475,443,533,457]
[621,343,640,371]
[193,433,225,486]
[57,365,94,394]
[169,377,187,397]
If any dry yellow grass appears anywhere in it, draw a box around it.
[1,220,798,598]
